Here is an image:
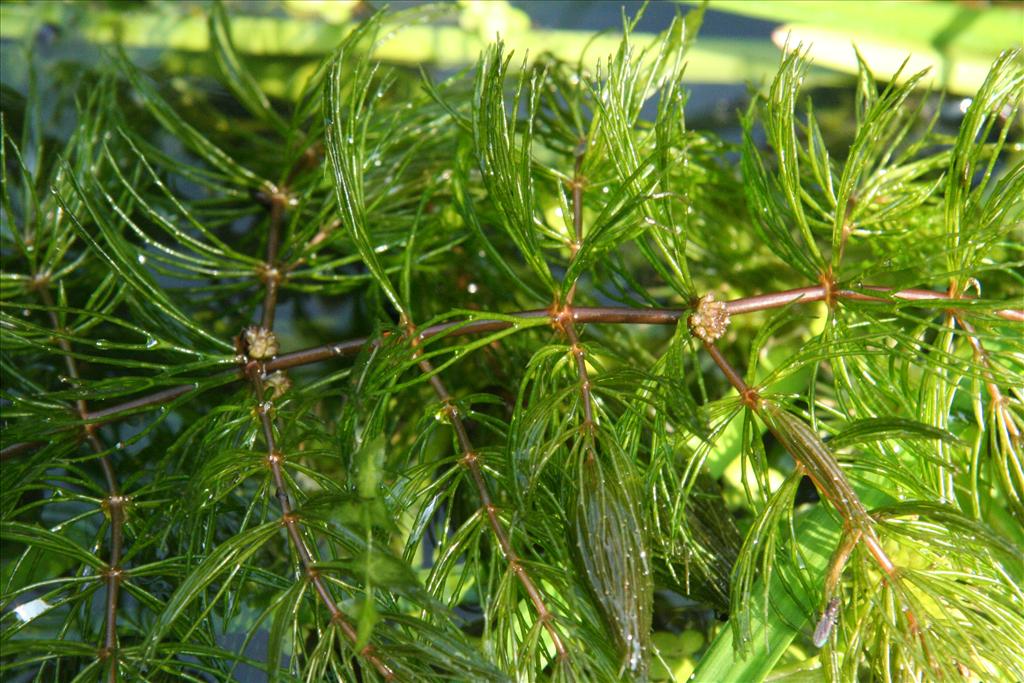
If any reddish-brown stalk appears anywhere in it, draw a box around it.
[248,189,394,680]
[954,312,1022,513]
[954,314,1021,442]
[264,285,1020,372]
[5,286,1020,460]
[358,150,579,663]
[559,144,599,455]
[33,284,124,683]
[698,335,918,636]
[406,329,568,660]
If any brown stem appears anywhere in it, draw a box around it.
[36,285,123,682]
[407,324,569,661]
[701,343,759,409]
[572,143,585,246]
[956,314,1021,440]
[1,440,46,461]
[955,312,1022,516]
[85,384,201,423]
[701,339,900,577]
[260,192,286,329]
[10,287,1021,457]
[560,144,599,458]
[563,321,597,440]
[724,286,826,315]
[823,529,862,600]
[248,373,393,679]
[701,337,923,641]
[263,285,1017,373]
[565,142,585,305]
[248,193,394,679]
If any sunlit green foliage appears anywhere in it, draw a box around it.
[2,4,1022,682]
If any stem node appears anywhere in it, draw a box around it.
[688,293,730,343]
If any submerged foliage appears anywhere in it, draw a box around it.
[2,4,1022,682]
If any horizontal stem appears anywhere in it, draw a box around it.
[86,384,200,422]
[7,285,1019,458]
[723,286,826,315]
[0,440,45,460]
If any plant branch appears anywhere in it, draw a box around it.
[0,440,46,461]
[258,189,286,329]
[700,339,899,574]
[247,368,394,679]
[698,335,924,641]
[955,314,1021,437]
[244,192,394,680]
[405,321,570,662]
[560,143,598,447]
[35,285,124,683]
[7,286,1020,459]
[954,312,1023,510]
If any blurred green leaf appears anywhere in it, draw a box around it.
[704,0,1023,94]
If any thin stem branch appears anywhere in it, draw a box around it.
[0,440,46,461]
[563,320,597,440]
[36,285,124,682]
[701,339,899,578]
[84,384,201,423]
[572,144,584,246]
[247,192,394,680]
[955,314,1022,439]
[248,372,394,679]
[955,313,1022,512]
[565,142,585,305]
[561,143,599,453]
[259,191,286,329]
[700,336,929,645]
[407,323,569,661]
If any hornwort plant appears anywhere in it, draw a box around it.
[1,5,1023,682]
